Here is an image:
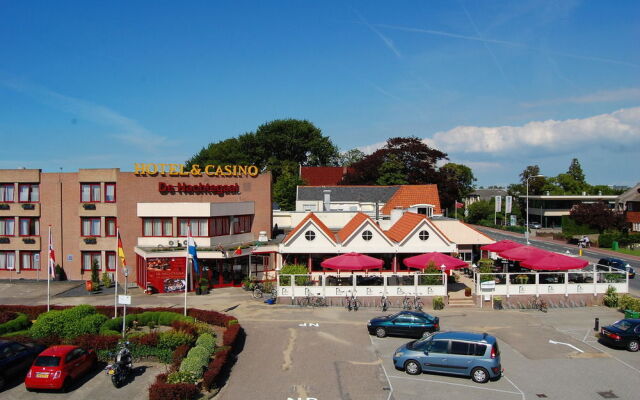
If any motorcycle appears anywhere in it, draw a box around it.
[105,342,133,388]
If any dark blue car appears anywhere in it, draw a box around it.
[0,340,46,390]
[368,311,439,338]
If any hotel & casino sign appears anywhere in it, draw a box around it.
[134,163,259,177]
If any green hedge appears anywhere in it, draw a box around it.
[476,220,526,234]
[159,331,195,349]
[599,233,640,248]
[561,215,596,238]
[619,295,640,312]
[279,264,310,286]
[100,311,194,334]
[195,333,215,353]
[0,312,31,335]
[178,333,216,380]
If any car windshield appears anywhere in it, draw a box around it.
[612,320,633,332]
[414,336,434,347]
[34,356,60,366]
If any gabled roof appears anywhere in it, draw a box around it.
[385,212,450,244]
[336,212,371,242]
[283,212,336,243]
[300,166,354,186]
[430,220,494,245]
[297,186,399,202]
[381,185,442,215]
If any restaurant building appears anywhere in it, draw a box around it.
[0,165,274,292]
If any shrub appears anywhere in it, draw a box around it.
[185,346,210,365]
[195,333,215,353]
[171,320,198,337]
[279,264,309,286]
[603,286,619,308]
[0,312,31,335]
[102,272,112,288]
[192,321,215,336]
[71,334,119,351]
[202,349,230,390]
[159,330,195,349]
[223,323,241,347]
[0,311,17,324]
[433,297,445,310]
[187,309,234,327]
[619,294,640,312]
[167,370,197,384]
[171,344,191,368]
[130,332,159,347]
[65,313,108,338]
[131,344,173,364]
[179,353,208,378]
[148,381,198,400]
[30,310,66,338]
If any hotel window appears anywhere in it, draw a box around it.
[81,183,101,203]
[0,184,14,202]
[211,216,230,236]
[105,217,117,237]
[105,183,116,203]
[0,251,16,270]
[19,218,39,236]
[142,218,172,237]
[178,218,209,237]
[0,218,15,236]
[81,217,101,237]
[82,251,101,271]
[106,251,116,271]
[233,215,253,234]
[18,184,39,202]
[20,251,40,270]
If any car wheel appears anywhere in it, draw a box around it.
[421,330,432,338]
[471,367,489,383]
[627,340,639,352]
[0,375,5,391]
[404,360,422,375]
[62,378,72,393]
[375,327,387,338]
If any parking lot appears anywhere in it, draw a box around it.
[221,303,640,400]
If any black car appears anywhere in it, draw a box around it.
[367,311,439,338]
[597,258,635,279]
[0,340,46,390]
[600,319,640,352]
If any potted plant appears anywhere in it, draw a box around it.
[433,296,445,310]
[199,277,209,295]
[494,296,503,310]
[54,264,66,281]
[102,272,113,288]
[241,277,252,291]
[464,287,472,297]
[90,259,100,292]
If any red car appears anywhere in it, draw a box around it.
[24,345,97,391]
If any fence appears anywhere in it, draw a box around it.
[276,273,447,299]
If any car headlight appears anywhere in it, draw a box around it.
[394,352,404,358]
[367,322,371,326]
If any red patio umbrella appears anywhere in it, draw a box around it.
[320,252,384,271]
[520,253,588,271]
[497,245,550,262]
[480,240,524,252]
[403,252,468,271]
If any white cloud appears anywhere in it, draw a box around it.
[356,141,386,155]
[523,88,640,107]
[430,107,640,154]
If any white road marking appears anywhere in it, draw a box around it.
[580,337,640,374]
[583,328,592,342]
[548,340,584,353]
[504,375,526,400]
[388,375,521,396]
[369,335,394,400]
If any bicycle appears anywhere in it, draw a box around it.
[311,296,328,307]
[402,295,412,310]
[297,295,311,307]
[344,293,353,311]
[252,283,264,299]
[413,296,424,312]
[529,296,548,313]
[379,295,391,312]
[351,291,361,311]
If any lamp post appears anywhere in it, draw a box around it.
[525,175,545,244]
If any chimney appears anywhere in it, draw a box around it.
[390,207,404,225]
[323,190,331,211]
[375,201,380,221]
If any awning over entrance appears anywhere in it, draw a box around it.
[403,252,468,271]
[480,239,523,252]
[320,252,384,271]
[520,253,589,271]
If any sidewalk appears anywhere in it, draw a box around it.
[477,225,640,262]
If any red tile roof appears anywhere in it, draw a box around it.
[627,211,640,223]
[385,212,428,242]
[381,185,442,215]
[283,213,336,243]
[336,212,371,242]
[300,166,354,186]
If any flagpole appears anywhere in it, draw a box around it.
[47,226,51,312]
[114,228,119,318]
[184,251,189,317]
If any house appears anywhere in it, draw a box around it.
[615,183,640,232]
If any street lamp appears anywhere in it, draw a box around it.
[525,174,545,244]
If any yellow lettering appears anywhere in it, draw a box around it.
[232,165,237,176]
[158,163,167,176]
[237,165,247,176]
[169,164,179,176]
[134,163,146,175]
[190,164,202,176]
[247,166,259,176]
[224,165,233,175]
[147,163,158,176]
[205,165,216,176]
[215,166,224,176]
[179,164,190,176]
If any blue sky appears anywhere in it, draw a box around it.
[1,0,638,187]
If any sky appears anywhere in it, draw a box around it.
[0,0,638,187]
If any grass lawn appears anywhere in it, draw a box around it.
[613,248,640,257]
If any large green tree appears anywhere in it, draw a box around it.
[272,162,305,211]
[376,154,408,185]
[440,163,476,199]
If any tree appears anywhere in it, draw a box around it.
[567,158,586,184]
[337,149,365,166]
[569,202,627,233]
[376,154,408,185]
[519,165,546,195]
[440,163,477,199]
[272,162,305,211]
[466,200,494,224]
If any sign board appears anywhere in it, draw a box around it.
[480,280,496,290]
[118,295,131,305]
[510,215,517,226]
[34,254,40,262]
[67,254,73,261]
[505,196,512,214]
[495,196,502,212]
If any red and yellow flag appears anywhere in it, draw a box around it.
[117,229,127,267]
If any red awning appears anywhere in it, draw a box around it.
[480,240,524,252]
[320,252,384,271]
[403,252,468,271]
[520,253,589,271]
[497,245,549,262]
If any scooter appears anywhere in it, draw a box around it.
[105,342,133,388]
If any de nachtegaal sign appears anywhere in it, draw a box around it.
[134,163,259,177]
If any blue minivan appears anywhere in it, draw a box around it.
[392,331,502,383]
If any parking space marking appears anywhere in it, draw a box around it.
[503,375,526,400]
[388,375,522,396]
[579,339,640,375]
[369,335,394,400]
[549,339,584,353]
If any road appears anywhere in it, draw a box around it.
[474,227,640,296]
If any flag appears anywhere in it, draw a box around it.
[48,226,56,277]
[455,201,464,209]
[234,246,242,255]
[117,230,127,268]
[187,227,199,275]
